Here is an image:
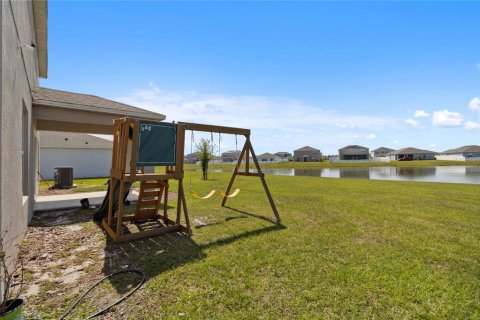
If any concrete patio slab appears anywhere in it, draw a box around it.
[34,190,139,212]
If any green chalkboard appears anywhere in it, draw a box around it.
[137,121,177,166]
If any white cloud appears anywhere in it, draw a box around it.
[431,109,463,127]
[429,143,437,148]
[404,118,423,128]
[366,133,376,140]
[468,97,480,111]
[115,83,398,153]
[393,140,399,144]
[414,109,429,118]
[465,121,480,130]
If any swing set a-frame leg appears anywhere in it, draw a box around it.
[221,141,248,206]
[176,179,192,235]
[247,139,281,223]
[221,138,281,224]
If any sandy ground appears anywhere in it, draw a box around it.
[21,204,172,319]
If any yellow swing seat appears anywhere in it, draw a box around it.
[218,188,241,198]
[190,189,217,200]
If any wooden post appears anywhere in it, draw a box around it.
[247,138,281,223]
[176,179,183,224]
[245,136,250,174]
[175,125,185,180]
[163,181,169,223]
[129,120,140,181]
[221,141,248,207]
[116,180,125,236]
[180,182,191,235]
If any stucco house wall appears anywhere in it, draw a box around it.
[257,153,281,162]
[339,145,370,160]
[388,152,436,161]
[293,147,321,162]
[40,148,112,179]
[1,0,41,251]
[221,150,241,162]
[436,146,480,161]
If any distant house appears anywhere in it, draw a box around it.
[339,145,369,160]
[372,147,395,157]
[294,146,322,162]
[40,132,112,179]
[184,153,198,164]
[275,152,292,161]
[386,147,436,161]
[436,145,480,161]
[257,153,281,162]
[221,150,242,162]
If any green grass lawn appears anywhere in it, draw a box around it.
[28,171,480,319]
[122,173,480,319]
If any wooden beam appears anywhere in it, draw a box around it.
[129,120,140,180]
[116,179,125,236]
[237,172,264,177]
[175,124,186,180]
[125,173,175,182]
[178,122,250,136]
[176,179,183,224]
[180,181,192,235]
[101,218,118,242]
[221,141,248,207]
[247,139,281,223]
[117,224,181,243]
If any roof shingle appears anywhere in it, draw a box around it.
[32,87,165,121]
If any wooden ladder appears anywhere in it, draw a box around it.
[134,180,168,221]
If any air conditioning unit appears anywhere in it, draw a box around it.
[54,167,73,188]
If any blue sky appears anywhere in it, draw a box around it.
[41,1,480,155]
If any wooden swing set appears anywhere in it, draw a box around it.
[188,131,241,200]
[102,117,280,243]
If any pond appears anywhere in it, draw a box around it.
[209,166,480,185]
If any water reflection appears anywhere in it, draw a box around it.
[395,166,436,177]
[339,168,370,179]
[258,166,480,185]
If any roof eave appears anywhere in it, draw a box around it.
[33,0,48,78]
[33,99,166,121]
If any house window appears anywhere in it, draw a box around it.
[22,103,29,196]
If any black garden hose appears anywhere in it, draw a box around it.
[59,269,146,320]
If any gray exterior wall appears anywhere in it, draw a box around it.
[1,1,40,253]
[372,148,393,157]
[436,152,480,161]
[40,148,112,179]
[221,151,241,162]
[293,150,321,162]
[388,153,436,161]
[339,147,369,160]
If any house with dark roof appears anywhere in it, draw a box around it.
[436,145,480,161]
[338,145,369,160]
[40,132,113,179]
[221,150,242,162]
[184,153,198,164]
[372,147,395,157]
[257,153,281,162]
[386,147,436,161]
[294,146,322,162]
[274,151,292,160]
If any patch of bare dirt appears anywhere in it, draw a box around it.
[21,208,136,319]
